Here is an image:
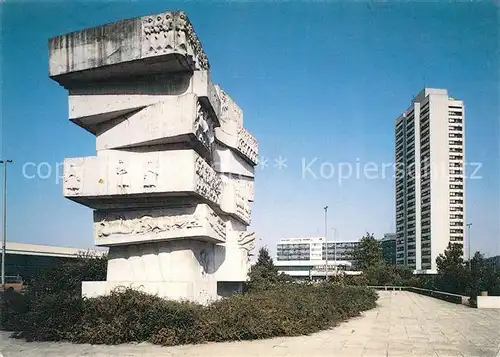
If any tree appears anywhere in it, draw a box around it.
[436,242,464,272]
[468,252,500,303]
[434,243,469,295]
[352,233,383,271]
[255,247,276,270]
[247,247,288,291]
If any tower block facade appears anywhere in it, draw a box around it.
[49,11,258,303]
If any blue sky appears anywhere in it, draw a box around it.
[1,1,499,257]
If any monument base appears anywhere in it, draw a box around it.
[214,244,250,282]
[82,240,222,304]
[82,280,217,304]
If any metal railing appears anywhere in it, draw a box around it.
[366,285,470,306]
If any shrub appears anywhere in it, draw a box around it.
[75,289,203,345]
[20,293,85,341]
[1,254,107,334]
[26,253,107,299]
[2,283,377,345]
[198,283,377,343]
[0,289,29,332]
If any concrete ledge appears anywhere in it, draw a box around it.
[49,10,209,83]
[477,296,500,309]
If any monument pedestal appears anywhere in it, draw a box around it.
[83,240,218,303]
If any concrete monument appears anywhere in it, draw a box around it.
[49,10,258,304]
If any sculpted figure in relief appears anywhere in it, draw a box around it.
[199,249,209,275]
[97,212,203,238]
[194,101,215,153]
[97,216,134,237]
[116,160,130,193]
[143,160,159,191]
[65,163,81,195]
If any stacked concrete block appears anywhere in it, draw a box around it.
[49,10,258,303]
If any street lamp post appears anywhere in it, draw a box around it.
[466,223,472,271]
[324,206,328,279]
[332,228,337,273]
[1,159,13,291]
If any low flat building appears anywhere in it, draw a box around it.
[1,242,106,282]
[276,237,360,279]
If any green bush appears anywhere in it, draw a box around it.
[76,289,203,345]
[2,284,377,345]
[26,253,107,299]
[21,293,85,341]
[0,289,29,332]
[1,254,107,334]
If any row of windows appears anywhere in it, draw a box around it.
[277,244,309,249]
[421,107,430,118]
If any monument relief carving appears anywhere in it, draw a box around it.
[116,160,130,193]
[179,12,210,70]
[143,160,159,191]
[142,11,209,70]
[236,189,252,223]
[142,13,174,55]
[237,231,256,252]
[199,249,209,275]
[64,162,82,195]
[194,100,215,152]
[195,156,222,204]
[237,128,258,164]
[216,86,243,128]
[237,178,254,202]
[96,211,203,238]
[208,210,226,239]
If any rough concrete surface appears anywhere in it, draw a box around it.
[1,291,499,357]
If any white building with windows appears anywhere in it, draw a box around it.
[395,88,465,274]
[275,237,360,279]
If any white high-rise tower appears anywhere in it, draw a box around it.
[395,88,465,274]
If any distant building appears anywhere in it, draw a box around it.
[1,242,106,282]
[381,233,396,265]
[395,88,465,274]
[275,237,360,279]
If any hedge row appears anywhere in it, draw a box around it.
[1,284,377,345]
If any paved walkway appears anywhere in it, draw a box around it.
[1,291,499,357]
